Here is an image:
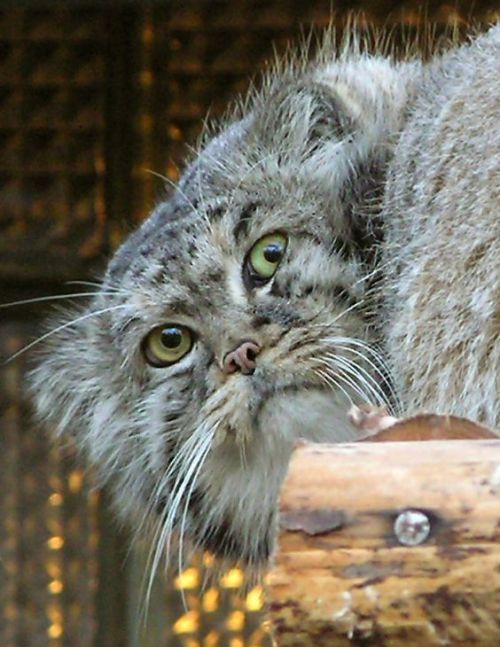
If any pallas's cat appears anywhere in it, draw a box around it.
[31,25,499,571]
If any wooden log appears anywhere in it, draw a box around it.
[268,426,500,646]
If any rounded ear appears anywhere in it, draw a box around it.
[255,81,353,157]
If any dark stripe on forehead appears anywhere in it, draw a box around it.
[207,204,225,221]
[158,297,199,318]
[233,202,260,241]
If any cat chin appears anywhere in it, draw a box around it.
[258,385,360,444]
[186,385,360,566]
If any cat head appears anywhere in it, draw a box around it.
[30,57,402,573]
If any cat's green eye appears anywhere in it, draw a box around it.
[142,325,193,367]
[247,232,288,283]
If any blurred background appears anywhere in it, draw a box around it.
[0,1,498,646]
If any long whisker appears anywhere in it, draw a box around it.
[177,431,214,610]
[147,166,216,235]
[177,427,215,549]
[65,280,127,294]
[0,292,118,309]
[308,299,367,329]
[4,304,130,364]
[328,358,381,406]
[325,346,399,414]
[325,335,392,374]
[142,424,214,616]
[324,349,392,407]
[143,167,210,227]
[143,452,207,621]
[315,358,370,405]
[163,429,214,562]
[325,345,383,382]
[324,335,400,413]
[333,356,388,408]
[314,366,354,407]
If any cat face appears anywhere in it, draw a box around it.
[31,79,392,571]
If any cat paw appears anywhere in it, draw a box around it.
[348,404,400,436]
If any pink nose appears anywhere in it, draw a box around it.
[223,341,261,375]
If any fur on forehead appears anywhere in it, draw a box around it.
[110,28,413,281]
[106,41,390,289]
[165,116,358,253]
[188,86,357,196]
[175,172,330,261]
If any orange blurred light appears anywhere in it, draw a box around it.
[48,580,63,594]
[68,470,83,493]
[202,588,219,613]
[220,568,244,589]
[226,610,245,632]
[175,567,199,590]
[49,493,63,506]
[47,536,64,550]
[245,586,265,611]
[47,624,63,639]
[173,610,199,634]
[203,630,219,647]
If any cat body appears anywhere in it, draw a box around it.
[382,26,500,425]
[31,25,499,570]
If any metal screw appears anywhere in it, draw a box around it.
[393,509,431,546]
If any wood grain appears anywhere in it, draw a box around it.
[268,432,500,646]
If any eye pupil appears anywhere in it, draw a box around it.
[245,232,288,287]
[161,328,182,348]
[143,324,193,368]
[263,244,283,263]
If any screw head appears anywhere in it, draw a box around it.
[394,509,431,546]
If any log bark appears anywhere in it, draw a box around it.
[268,421,500,646]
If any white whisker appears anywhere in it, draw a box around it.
[330,359,378,406]
[324,351,390,408]
[65,279,126,294]
[142,423,215,619]
[163,430,213,560]
[5,304,130,364]
[324,335,400,413]
[0,292,117,309]
[325,346,399,413]
[177,430,215,609]
[309,299,367,329]
[326,335,392,375]
[315,358,369,405]
[314,366,354,407]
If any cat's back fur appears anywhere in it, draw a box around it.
[381,25,500,427]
